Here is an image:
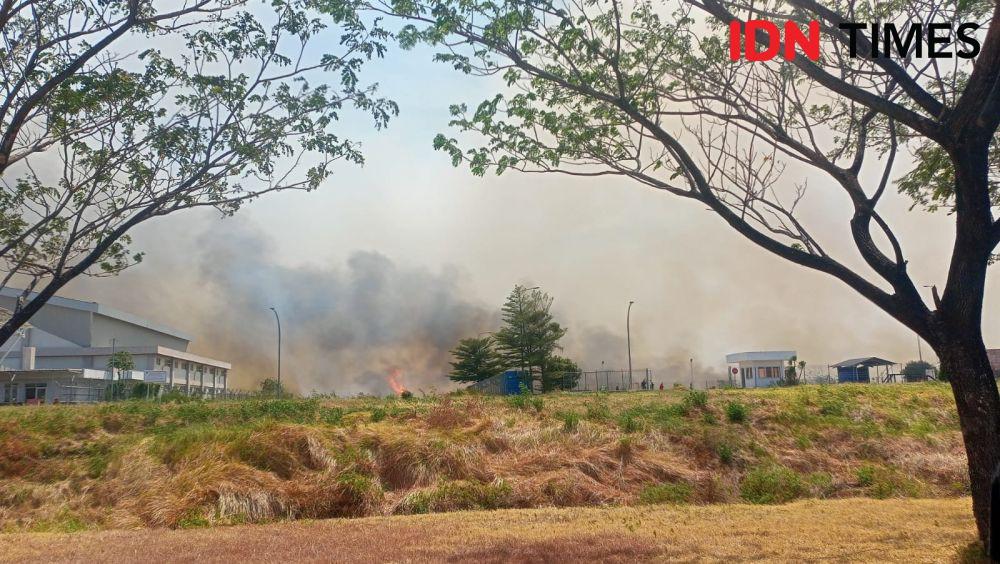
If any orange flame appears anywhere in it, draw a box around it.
[387,368,406,395]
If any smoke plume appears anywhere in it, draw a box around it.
[70,217,498,395]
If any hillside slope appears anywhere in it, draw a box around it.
[0,383,968,532]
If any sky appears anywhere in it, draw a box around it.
[60,18,1000,395]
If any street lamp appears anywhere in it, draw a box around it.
[627,300,634,389]
[269,307,281,397]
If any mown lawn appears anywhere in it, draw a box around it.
[0,498,980,562]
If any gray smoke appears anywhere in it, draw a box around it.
[69,217,498,395]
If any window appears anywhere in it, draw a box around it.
[25,383,46,401]
[156,357,162,366]
[759,366,781,379]
[1,383,14,403]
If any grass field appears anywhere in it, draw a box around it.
[0,498,980,562]
[0,383,970,534]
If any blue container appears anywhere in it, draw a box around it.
[502,370,524,395]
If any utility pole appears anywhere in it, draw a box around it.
[269,307,281,397]
[689,358,694,390]
[626,300,634,389]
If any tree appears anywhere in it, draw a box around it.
[784,356,805,386]
[903,360,936,382]
[494,285,567,386]
[0,0,396,345]
[382,0,1000,543]
[448,335,507,382]
[107,350,134,377]
[541,354,579,392]
[260,377,290,398]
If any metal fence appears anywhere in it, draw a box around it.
[553,369,655,392]
[467,369,657,395]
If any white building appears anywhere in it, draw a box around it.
[725,350,796,388]
[0,288,231,404]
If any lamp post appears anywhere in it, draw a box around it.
[269,307,281,397]
[626,300,634,389]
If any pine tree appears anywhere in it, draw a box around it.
[494,285,567,386]
[448,336,506,383]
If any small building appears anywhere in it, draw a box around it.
[725,351,796,388]
[0,288,231,404]
[831,357,895,384]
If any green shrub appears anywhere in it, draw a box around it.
[817,389,848,416]
[585,400,612,422]
[618,413,644,433]
[740,465,806,504]
[806,472,835,498]
[529,396,544,414]
[639,482,693,505]
[506,386,542,413]
[855,464,921,498]
[370,407,387,422]
[682,390,709,410]
[725,401,750,423]
[558,411,580,432]
[716,443,735,465]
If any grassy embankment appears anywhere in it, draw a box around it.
[0,383,969,533]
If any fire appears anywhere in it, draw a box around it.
[387,368,406,395]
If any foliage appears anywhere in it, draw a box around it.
[107,351,134,375]
[856,464,922,499]
[783,356,805,386]
[557,410,580,432]
[0,0,397,343]
[639,482,693,505]
[260,378,293,398]
[716,443,734,465]
[448,336,507,383]
[682,390,708,410]
[493,285,567,387]
[740,465,806,504]
[725,401,750,424]
[505,385,544,413]
[541,355,580,392]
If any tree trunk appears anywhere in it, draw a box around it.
[936,336,1000,548]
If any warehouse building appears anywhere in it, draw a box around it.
[0,288,231,404]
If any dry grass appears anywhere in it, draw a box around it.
[0,383,972,532]
[0,498,978,563]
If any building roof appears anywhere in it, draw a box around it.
[831,357,896,368]
[0,288,190,341]
[726,350,796,363]
[1,345,231,370]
